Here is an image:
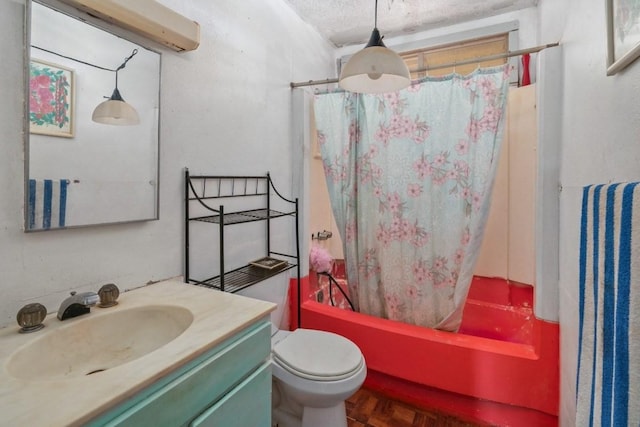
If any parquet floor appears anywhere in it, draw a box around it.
[346,387,485,427]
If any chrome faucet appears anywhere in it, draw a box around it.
[57,291,100,320]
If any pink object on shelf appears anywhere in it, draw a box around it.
[309,244,333,273]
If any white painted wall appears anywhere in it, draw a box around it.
[309,108,344,261]
[538,0,640,425]
[476,84,537,285]
[4,1,636,423]
[0,0,334,327]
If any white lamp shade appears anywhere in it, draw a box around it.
[339,46,411,94]
[92,99,140,125]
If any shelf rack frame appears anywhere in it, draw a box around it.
[184,169,300,298]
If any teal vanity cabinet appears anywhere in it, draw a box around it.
[88,319,272,427]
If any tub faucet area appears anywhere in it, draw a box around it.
[57,291,100,320]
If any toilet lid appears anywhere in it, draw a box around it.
[272,329,363,381]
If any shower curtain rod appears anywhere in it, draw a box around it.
[290,41,559,88]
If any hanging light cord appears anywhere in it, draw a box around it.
[32,45,138,96]
[374,0,378,28]
[31,45,137,74]
[113,49,138,90]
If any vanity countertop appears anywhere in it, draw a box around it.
[0,278,276,426]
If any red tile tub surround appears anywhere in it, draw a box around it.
[290,274,559,426]
[459,277,535,345]
[467,276,534,308]
[309,270,353,311]
[309,272,537,345]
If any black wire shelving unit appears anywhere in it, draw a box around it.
[184,169,300,297]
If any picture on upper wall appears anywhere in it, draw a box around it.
[29,59,74,137]
[606,0,640,75]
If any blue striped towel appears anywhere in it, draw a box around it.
[578,182,640,426]
[27,179,68,230]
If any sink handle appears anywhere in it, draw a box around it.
[98,283,120,307]
[16,303,47,333]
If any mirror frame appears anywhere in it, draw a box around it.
[24,0,161,231]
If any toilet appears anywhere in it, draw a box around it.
[238,277,366,427]
[270,327,366,427]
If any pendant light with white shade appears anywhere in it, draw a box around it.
[92,49,140,126]
[339,0,411,93]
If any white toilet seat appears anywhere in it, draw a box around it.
[272,329,364,381]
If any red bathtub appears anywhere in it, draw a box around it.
[289,271,559,426]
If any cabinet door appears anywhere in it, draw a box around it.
[95,321,270,427]
[191,362,271,427]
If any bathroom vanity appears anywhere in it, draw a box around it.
[0,279,275,426]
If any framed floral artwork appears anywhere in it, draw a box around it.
[29,59,74,137]
[606,0,640,75]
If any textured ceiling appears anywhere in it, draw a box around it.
[282,0,538,47]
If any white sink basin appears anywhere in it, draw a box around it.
[7,305,193,380]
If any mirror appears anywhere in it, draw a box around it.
[26,1,160,231]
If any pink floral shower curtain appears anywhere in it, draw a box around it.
[313,65,510,331]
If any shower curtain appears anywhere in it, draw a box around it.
[313,65,510,331]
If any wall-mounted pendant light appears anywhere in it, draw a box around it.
[339,0,411,93]
[92,49,140,125]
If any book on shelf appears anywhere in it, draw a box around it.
[249,256,288,270]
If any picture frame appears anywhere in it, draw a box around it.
[29,59,74,137]
[606,0,640,75]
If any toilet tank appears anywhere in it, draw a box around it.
[238,275,291,332]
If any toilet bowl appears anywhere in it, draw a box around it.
[271,328,366,427]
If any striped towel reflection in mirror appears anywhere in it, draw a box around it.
[27,179,68,230]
